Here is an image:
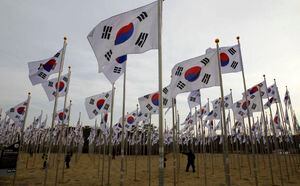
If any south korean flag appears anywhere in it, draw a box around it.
[170,51,220,97]
[6,100,28,127]
[55,105,71,125]
[85,90,112,119]
[187,89,201,109]
[102,55,127,84]
[138,85,172,114]
[28,48,63,85]
[42,74,69,101]
[87,1,158,73]
[267,84,279,100]
[206,44,242,74]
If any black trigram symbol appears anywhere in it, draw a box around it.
[163,87,168,94]
[137,12,148,22]
[10,108,15,112]
[177,81,186,90]
[225,103,229,108]
[104,104,110,110]
[231,61,238,69]
[236,102,241,108]
[201,73,211,84]
[144,94,150,99]
[105,93,109,98]
[175,66,183,76]
[52,91,56,96]
[104,50,112,61]
[163,98,168,106]
[93,109,98,115]
[63,76,68,82]
[238,111,244,116]
[189,97,196,102]
[101,26,112,39]
[38,71,47,79]
[15,115,20,119]
[228,47,236,55]
[89,98,95,105]
[48,81,54,87]
[113,66,122,73]
[135,33,148,47]
[54,52,60,58]
[251,104,257,110]
[146,104,153,111]
[200,57,209,66]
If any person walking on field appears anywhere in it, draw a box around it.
[65,152,72,169]
[182,149,196,172]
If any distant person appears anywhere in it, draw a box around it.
[65,153,72,169]
[42,153,47,169]
[182,149,195,172]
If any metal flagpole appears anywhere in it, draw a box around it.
[55,66,71,185]
[120,64,127,186]
[171,98,177,185]
[107,83,115,186]
[263,75,284,186]
[199,96,207,186]
[231,89,242,179]
[194,106,200,178]
[157,0,164,185]
[134,104,139,181]
[147,114,152,186]
[215,39,231,186]
[236,36,258,185]
[43,37,67,186]
[12,92,31,186]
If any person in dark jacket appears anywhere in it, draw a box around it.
[65,153,72,169]
[42,153,47,169]
[182,149,196,172]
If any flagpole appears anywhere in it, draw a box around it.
[61,99,72,183]
[171,98,177,185]
[134,104,139,182]
[215,39,231,186]
[147,114,152,186]
[199,95,207,185]
[12,92,31,186]
[119,63,127,186]
[264,75,284,186]
[107,83,115,186]
[157,0,164,185]
[43,37,67,186]
[56,66,71,185]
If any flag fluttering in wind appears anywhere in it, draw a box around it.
[206,44,242,74]
[55,105,70,125]
[284,89,291,107]
[138,86,172,114]
[85,90,112,119]
[6,100,28,127]
[87,1,158,73]
[28,48,63,85]
[169,51,220,97]
[42,74,69,101]
[246,80,268,99]
[187,90,201,109]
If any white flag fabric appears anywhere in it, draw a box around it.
[232,99,251,121]
[40,115,47,128]
[224,93,233,109]
[87,1,158,73]
[102,55,127,83]
[267,84,280,100]
[55,106,70,125]
[6,100,28,127]
[28,48,63,85]
[169,51,220,97]
[246,80,268,99]
[284,90,291,107]
[206,44,242,74]
[41,74,69,101]
[138,86,172,114]
[187,90,201,109]
[85,90,112,119]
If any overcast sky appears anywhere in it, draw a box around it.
[0,0,299,129]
